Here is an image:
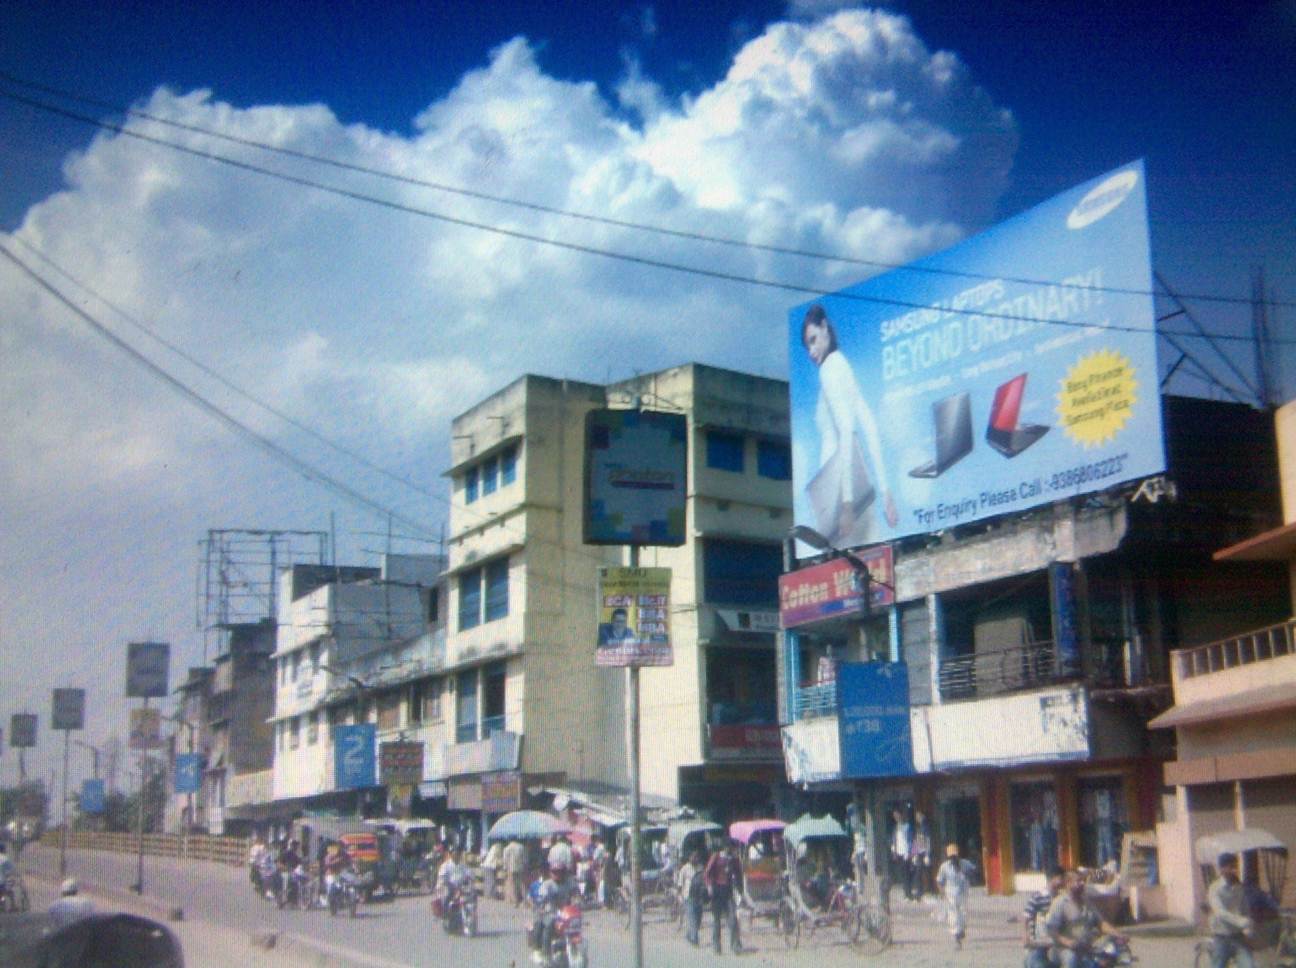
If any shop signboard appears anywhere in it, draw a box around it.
[80,778,106,815]
[51,688,85,731]
[708,724,782,759]
[780,718,842,785]
[584,409,687,546]
[481,770,522,813]
[128,707,162,750]
[836,662,913,777]
[333,723,376,789]
[380,741,425,786]
[10,713,37,748]
[789,161,1164,551]
[126,641,171,698]
[174,753,202,794]
[779,548,893,629]
[595,566,672,667]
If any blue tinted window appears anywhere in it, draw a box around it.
[757,440,791,480]
[702,539,781,606]
[501,445,517,485]
[458,568,481,631]
[464,467,478,503]
[485,557,509,621]
[482,456,498,495]
[455,669,478,743]
[706,431,744,472]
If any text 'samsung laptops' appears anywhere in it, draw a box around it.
[907,391,973,478]
[986,373,1050,457]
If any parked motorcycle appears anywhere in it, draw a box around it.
[438,885,478,936]
[540,902,588,968]
[327,870,365,918]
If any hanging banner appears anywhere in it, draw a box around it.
[334,723,376,789]
[129,708,162,750]
[52,688,86,731]
[595,566,673,667]
[789,161,1164,550]
[174,753,203,794]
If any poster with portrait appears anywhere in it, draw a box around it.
[595,566,672,667]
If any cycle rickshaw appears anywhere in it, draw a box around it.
[1192,828,1294,968]
[729,818,787,933]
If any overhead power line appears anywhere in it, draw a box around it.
[3,69,1288,309]
[0,84,1285,345]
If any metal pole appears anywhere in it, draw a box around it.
[628,544,643,968]
[134,697,148,894]
[59,729,70,877]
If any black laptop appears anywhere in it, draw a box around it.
[908,391,973,478]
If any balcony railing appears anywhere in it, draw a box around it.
[1175,618,1296,681]
[938,639,1068,700]
[795,681,838,719]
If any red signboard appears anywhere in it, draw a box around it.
[778,547,894,629]
[379,741,424,786]
[709,724,782,757]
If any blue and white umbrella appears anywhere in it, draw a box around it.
[487,810,570,842]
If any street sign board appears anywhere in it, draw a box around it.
[129,707,163,750]
[595,566,672,667]
[334,723,376,789]
[584,409,688,546]
[80,778,106,815]
[51,688,86,731]
[10,713,37,748]
[379,741,424,786]
[126,641,171,698]
[174,752,202,794]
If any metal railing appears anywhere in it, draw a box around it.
[41,829,248,866]
[1175,618,1296,681]
[938,639,1068,700]
[795,681,838,719]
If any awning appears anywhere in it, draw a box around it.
[1149,681,1296,729]
[1214,520,1296,561]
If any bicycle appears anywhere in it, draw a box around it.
[1193,913,1296,968]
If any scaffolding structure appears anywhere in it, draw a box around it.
[196,529,328,660]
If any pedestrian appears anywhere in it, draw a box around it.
[503,838,528,906]
[1206,852,1255,968]
[890,808,913,898]
[908,809,932,899]
[935,842,972,949]
[703,840,744,954]
[676,849,705,946]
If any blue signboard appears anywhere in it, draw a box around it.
[174,753,202,794]
[837,662,913,778]
[80,778,105,815]
[789,161,1164,548]
[333,723,376,790]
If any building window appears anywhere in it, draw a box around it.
[288,716,300,750]
[465,467,479,504]
[485,558,509,621]
[455,669,478,743]
[702,539,782,606]
[482,661,506,737]
[756,440,791,481]
[427,586,440,625]
[378,692,401,731]
[459,568,483,631]
[290,651,300,682]
[706,430,745,472]
[307,711,319,745]
[310,641,321,676]
[426,679,443,721]
[482,456,498,496]
[501,445,517,485]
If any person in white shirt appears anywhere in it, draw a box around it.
[547,835,574,875]
[437,848,469,909]
[935,843,973,949]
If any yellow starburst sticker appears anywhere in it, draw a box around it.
[1058,350,1137,447]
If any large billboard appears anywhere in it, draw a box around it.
[584,409,687,546]
[789,161,1164,549]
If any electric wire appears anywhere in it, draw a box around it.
[0,69,1288,310]
[0,84,1287,344]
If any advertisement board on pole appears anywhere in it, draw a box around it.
[334,723,376,789]
[128,708,162,751]
[595,566,673,667]
[379,741,424,786]
[174,753,203,794]
[836,662,914,778]
[10,713,37,748]
[126,642,171,698]
[584,409,687,546]
[80,778,106,815]
[51,688,86,731]
[789,161,1164,550]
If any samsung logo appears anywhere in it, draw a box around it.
[1067,169,1139,229]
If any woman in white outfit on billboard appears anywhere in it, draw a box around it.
[801,305,898,546]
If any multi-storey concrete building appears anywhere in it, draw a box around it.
[779,396,1288,895]
[439,365,794,837]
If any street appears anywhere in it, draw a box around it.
[19,845,1205,968]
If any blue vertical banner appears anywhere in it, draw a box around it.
[837,661,913,777]
[80,778,105,815]
[1050,562,1081,675]
[174,753,203,794]
[334,723,377,789]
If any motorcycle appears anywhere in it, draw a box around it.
[1079,935,1135,968]
[539,902,588,968]
[438,885,478,936]
[276,864,315,910]
[327,870,365,917]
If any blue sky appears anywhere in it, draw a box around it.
[1,0,1293,782]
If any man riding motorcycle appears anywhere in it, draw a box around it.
[436,847,473,930]
[323,842,353,904]
[530,864,577,964]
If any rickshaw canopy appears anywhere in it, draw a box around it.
[729,819,786,846]
[667,819,723,852]
[1195,828,1288,866]
[784,814,847,846]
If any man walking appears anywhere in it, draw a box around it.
[503,838,527,906]
[704,841,744,954]
[1207,852,1254,968]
